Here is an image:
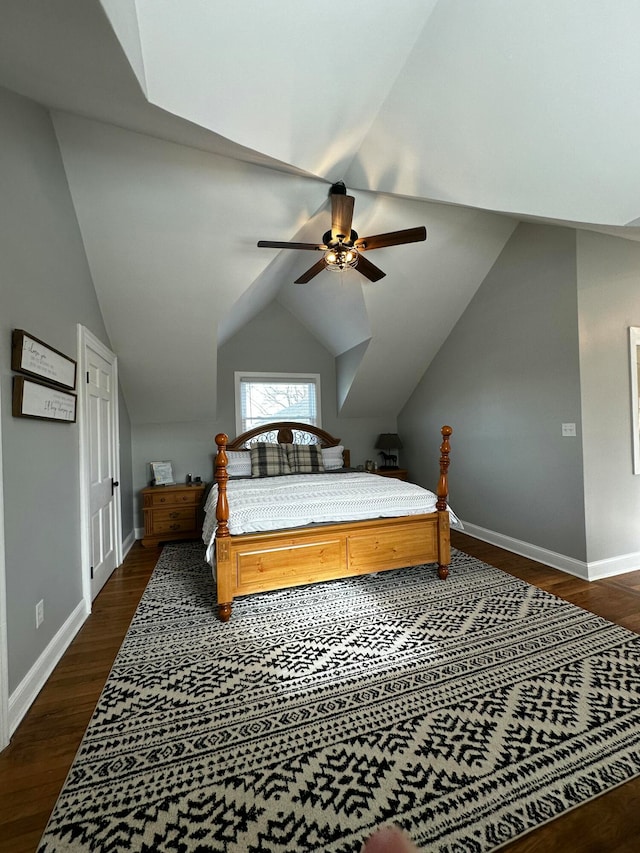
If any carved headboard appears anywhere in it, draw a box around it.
[227,421,350,467]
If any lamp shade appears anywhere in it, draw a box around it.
[375,433,403,450]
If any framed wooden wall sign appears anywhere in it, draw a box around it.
[11,329,77,390]
[12,376,77,423]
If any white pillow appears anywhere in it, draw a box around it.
[225,450,251,477]
[321,444,344,470]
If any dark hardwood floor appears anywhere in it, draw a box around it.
[451,533,640,853]
[0,543,158,853]
[1,532,639,852]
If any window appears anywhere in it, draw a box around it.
[235,372,321,434]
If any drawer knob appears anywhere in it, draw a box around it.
[169,523,181,530]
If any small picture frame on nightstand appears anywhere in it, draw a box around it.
[150,461,174,486]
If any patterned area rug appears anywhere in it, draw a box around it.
[38,544,640,852]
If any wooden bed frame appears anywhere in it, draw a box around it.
[212,422,452,621]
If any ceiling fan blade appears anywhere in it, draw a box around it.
[294,258,327,284]
[354,226,427,251]
[257,240,324,250]
[356,253,386,282]
[331,194,355,242]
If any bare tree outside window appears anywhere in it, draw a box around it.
[235,373,321,433]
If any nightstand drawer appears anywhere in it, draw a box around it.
[146,489,203,507]
[151,515,197,535]
[152,507,196,524]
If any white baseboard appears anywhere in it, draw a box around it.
[8,531,143,741]
[585,550,640,580]
[8,597,88,737]
[459,522,589,578]
[459,521,640,581]
[122,528,136,558]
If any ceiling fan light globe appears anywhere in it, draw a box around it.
[324,246,359,272]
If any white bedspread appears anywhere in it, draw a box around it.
[202,472,460,556]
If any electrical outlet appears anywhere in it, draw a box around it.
[562,423,576,437]
[35,599,44,629]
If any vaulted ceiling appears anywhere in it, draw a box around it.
[2,0,640,423]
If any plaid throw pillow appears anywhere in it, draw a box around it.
[250,443,291,478]
[287,443,325,474]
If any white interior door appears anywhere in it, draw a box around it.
[79,327,121,601]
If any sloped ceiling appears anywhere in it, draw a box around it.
[1,0,640,424]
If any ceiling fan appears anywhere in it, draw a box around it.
[257,182,427,284]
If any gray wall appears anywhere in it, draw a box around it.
[131,301,393,528]
[577,230,640,563]
[400,223,587,561]
[0,86,133,692]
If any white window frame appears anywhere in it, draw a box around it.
[234,372,322,436]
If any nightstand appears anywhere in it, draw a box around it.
[141,482,206,547]
[372,468,409,481]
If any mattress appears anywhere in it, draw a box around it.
[202,471,460,557]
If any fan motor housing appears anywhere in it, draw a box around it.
[323,229,358,248]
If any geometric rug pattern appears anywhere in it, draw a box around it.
[38,544,640,852]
